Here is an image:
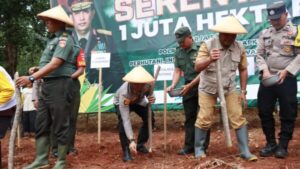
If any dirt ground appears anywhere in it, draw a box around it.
[1,109,300,169]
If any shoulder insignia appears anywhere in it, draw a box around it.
[294,25,300,47]
[59,36,68,41]
[58,32,69,48]
[62,32,68,37]
[59,40,66,48]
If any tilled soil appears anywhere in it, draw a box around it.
[1,109,300,169]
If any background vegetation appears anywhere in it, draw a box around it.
[0,0,49,76]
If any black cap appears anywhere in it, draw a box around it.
[267,2,286,20]
[175,27,191,43]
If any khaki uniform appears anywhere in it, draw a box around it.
[195,37,247,130]
[256,22,300,75]
[256,22,300,145]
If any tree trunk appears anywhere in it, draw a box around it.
[4,43,17,77]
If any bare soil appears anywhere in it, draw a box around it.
[1,109,300,169]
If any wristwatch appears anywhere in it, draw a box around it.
[28,76,35,83]
[241,90,247,95]
[129,138,135,143]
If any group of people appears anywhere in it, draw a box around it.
[0,1,298,169]
[107,1,299,164]
[166,1,298,163]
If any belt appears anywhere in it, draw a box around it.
[43,76,69,82]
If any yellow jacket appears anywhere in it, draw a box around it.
[0,66,16,111]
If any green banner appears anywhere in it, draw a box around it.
[52,0,300,113]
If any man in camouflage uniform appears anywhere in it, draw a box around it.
[17,5,79,169]
[256,2,300,158]
[166,27,210,155]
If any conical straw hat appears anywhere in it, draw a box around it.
[210,15,247,34]
[37,5,73,27]
[123,66,154,83]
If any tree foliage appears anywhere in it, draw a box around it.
[0,0,49,76]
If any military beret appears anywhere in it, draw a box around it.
[267,2,286,20]
[175,27,191,43]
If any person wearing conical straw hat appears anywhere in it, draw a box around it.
[256,1,300,159]
[194,15,257,161]
[113,66,156,162]
[16,5,80,169]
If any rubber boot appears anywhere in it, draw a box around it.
[23,136,50,169]
[52,144,68,169]
[235,125,257,161]
[194,127,207,158]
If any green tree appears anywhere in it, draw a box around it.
[0,0,49,76]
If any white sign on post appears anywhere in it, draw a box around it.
[91,51,111,68]
[155,64,174,81]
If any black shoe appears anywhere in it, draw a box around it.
[68,148,78,155]
[275,146,288,158]
[137,145,149,154]
[177,148,194,155]
[260,143,277,157]
[123,147,133,162]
